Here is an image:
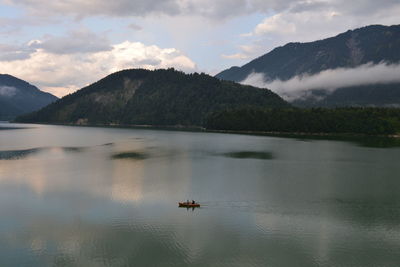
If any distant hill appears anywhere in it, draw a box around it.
[216,24,400,107]
[0,74,58,120]
[16,68,288,126]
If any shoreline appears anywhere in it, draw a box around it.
[10,121,400,139]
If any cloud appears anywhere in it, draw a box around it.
[0,43,35,61]
[3,0,182,18]
[2,0,400,85]
[29,29,112,54]
[241,62,400,101]
[248,0,400,37]
[229,1,400,62]
[221,43,264,60]
[0,29,111,62]
[0,41,196,97]
[221,53,249,60]
[253,14,297,35]
[127,23,143,31]
[0,86,17,97]
[0,16,59,35]
[2,0,303,19]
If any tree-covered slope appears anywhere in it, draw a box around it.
[16,68,288,126]
[206,107,400,135]
[0,74,58,120]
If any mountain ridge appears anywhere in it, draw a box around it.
[16,68,288,126]
[216,24,400,82]
[0,74,58,120]
[216,24,400,107]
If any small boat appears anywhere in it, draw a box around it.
[179,202,200,208]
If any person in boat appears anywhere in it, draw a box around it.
[187,200,189,204]
[192,200,195,204]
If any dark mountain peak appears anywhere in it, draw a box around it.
[0,74,39,92]
[0,74,58,120]
[216,24,400,83]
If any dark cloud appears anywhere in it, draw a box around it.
[6,0,181,18]
[289,1,329,13]
[127,23,143,31]
[2,0,309,19]
[333,0,400,16]
[5,0,400,20]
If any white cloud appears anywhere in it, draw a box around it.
[106,41,196,73]
[253,14,296,35]
[227,1,400,62]
[0,41,196,97]
[241,62,400,101]
[0,86,17,97]
[221,53,249,60]
[221,43,264,60]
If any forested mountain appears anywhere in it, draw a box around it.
[16,68,288,126]
[0,74,58,120]
[216,24,400,107]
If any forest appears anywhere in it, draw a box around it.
[15,68,287,126]
[206,107,400,135]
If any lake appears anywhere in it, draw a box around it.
[1,122,400,266]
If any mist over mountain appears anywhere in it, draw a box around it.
[16,68,288,126]
[216,24,400,107]
[0,74,58,120]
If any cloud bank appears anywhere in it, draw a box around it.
[9,0,398,20]
[3,0,298,19]
[0,40,196,97]
[241,62,400,101]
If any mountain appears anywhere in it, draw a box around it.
[216,24,400,107]
[15,68,288,126]
[0,74,58,120]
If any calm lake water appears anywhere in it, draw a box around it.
[1,122,400,266]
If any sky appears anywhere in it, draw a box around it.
[0,0,399,97]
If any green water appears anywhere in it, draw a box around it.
[1,122,400,266]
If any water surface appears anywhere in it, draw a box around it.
[1,122,400,266]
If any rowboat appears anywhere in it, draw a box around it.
[179,202,200,208]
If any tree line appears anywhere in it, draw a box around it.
[206,107,400,135]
